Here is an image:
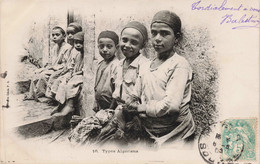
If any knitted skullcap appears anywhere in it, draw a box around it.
[151,10,181,37]
[68,22,82,32]
[73,32,84,41]
[98,30,119,45]
[121,21,148,46]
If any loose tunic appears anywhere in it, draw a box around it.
[113,54,149,104]
[27,42,72,98]
[94,57,119,110]
[54,48,84,104]
[133,53,195,145]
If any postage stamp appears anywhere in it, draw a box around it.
[198,118,257,163]
[221,119,257,162]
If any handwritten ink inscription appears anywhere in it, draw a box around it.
[221,14,259,29]
[191,0,260,30]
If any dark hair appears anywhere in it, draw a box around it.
[52,26,66,36]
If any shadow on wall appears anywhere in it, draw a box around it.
[177,27,219,137]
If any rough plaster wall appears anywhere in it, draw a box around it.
[78,14,96,117]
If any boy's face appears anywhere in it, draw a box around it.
[74,40,84,51]
[151,22,176,55]
[98,38,117,61]
[66,27,77,41]
[52,29,65,44]
[120,28,143,59]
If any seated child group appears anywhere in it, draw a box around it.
[25,10,196,147]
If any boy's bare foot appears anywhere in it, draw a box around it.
[51,100,75,130]
[58,99,74,116]
[51,99,74,117]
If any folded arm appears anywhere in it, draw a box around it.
[137,68,189,117]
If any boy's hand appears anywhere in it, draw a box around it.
[138,113,147,118]
[136,104,147,118]
[137,104,146,113]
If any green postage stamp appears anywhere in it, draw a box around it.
[222,119,257,162]
[198,118,257,163]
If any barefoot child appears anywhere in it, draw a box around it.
[25,26,72,101]
[50,32,85,129]
[45,23,82,98]
[93,30,120,112]
[134,10,195,147]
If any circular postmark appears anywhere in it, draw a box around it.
[198,119,256,163]
[198,122,223,164]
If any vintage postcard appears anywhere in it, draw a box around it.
[0,0,259,163]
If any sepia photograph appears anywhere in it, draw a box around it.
[0,0,259,163]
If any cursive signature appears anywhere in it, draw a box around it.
[220,14,260,29]
[191,0,260,30]
[192,0,243,11]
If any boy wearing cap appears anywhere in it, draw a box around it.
[93,21,150,145]
[50,32,85,128]
[93,30,120,112]
[113,21,149,108]
[46,23,82,98]
[134,10,195,147]
[25,26,72,101]
[66,22,83,46]
[68,31,120,143]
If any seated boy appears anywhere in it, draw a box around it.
[24,26,72,101]
[90,22,150,145]
[50,32,85,129]
[134,10,195,147]
[45,23,82,99]
[93,30,120,112]
[66,22,82,46]
[68,30,120,142]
